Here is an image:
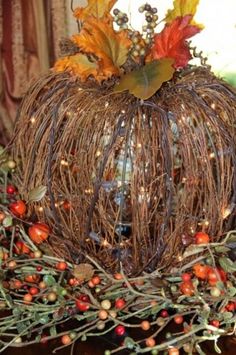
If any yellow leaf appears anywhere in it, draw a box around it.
[72,18,131,79]
[114,59,175,100]
[166,0,204,29]
[74,0,117,21]
[54,54,99,82]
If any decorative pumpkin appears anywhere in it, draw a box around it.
[12,0,236,275]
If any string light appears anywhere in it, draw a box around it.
[211,103,216,109]
[85,188,93,194]
[38,206,44,212]
[137,143,142,149]
[95,151,101,157]
[65,111,72,118]
[30,116,36,124]
[60,159,69,166]
[209,152,215,159]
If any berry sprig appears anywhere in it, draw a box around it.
[139,3,158,44]
[113,8,129,29]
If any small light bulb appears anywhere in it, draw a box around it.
[209,152,215,159]
[95,151,101,157]
[30,116,36,124]
[38,206,44,212]
[60,159,69,166]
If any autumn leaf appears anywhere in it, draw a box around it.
[73,263,94,281]
[166,0,203,29]
[74,0,117,22]
[150,16,200,69]
[72,17,131,79]
[114,58,175,100]
[54,54,99,82]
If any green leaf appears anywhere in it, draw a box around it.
[227,287,236,297]
[114,58,175,100]
[3,216,13,227]
[43,275,56,286]
[28,185,47,203]
[81,334,87,341]
[214,246,230,254]
[223,312,233,321]
[183,244,204,258]
[219,257,236,272]
[39,314,50,325]
[124,337,135,349]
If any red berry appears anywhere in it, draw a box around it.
[56,261,67,271]
[14,241,30,255]
[115,298,126,309]
[9,200,27,216]
[180,281,195,296]
[210,320,220,328]
[28,222,50,244]
[181,273,191,282]
[195,232,210,244]
[6,185,17,194]
[36,266,43,272]
[29,286,39,296]
[225,302,235,312]
[91,275,101,285]
[78,294,90,303]
[114,325,125,336]
[161,309,169,318]
[75,299,90,312]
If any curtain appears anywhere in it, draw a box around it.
[0,0,68,145]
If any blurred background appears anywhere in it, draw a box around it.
[0,0,236,145]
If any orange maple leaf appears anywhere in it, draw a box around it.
[54,54,99,82]
[72,18,131,79]
[74,0,117,22]
[150,15,200,69]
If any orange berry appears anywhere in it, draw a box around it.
[8,260,17,269]
[24,274,40,283]
[88,280,95,288]
[140,320,151,331]
[39,281,47,289]
[168,348,180,355]
[13,280,22,289]
[145,337,156,347]
[61,334,72,345]
[195,232,210,244]
[174,315,184,324]
[114,273,123,280]
[23,293,33,304]
[91,275,101,285]
[98,309,108,320]
[193,263,210,280]
[56,261,68,271]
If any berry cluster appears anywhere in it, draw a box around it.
[129,31,146,58]
[139,3,158,44]
[113,8,129,29]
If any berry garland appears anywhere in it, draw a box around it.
[0,150,236,354]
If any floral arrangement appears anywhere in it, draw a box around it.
[54,0,203,99]
[0,147,236,354]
